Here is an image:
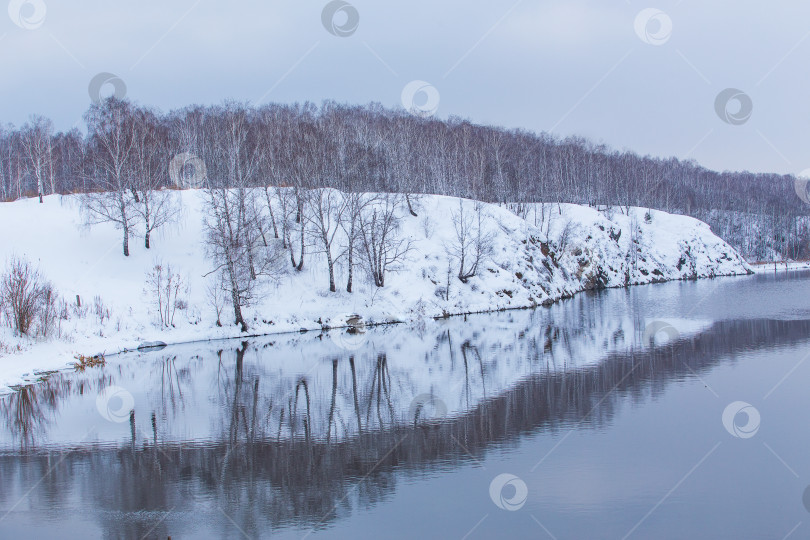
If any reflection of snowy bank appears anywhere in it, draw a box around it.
[0,300,722,448]
[2,317,810,535]
[641,318,713,346]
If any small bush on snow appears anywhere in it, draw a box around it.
[145,261,187,328]
[420,215,435,239]
[0,256,60,337]
[205,274,226,327]
[93,295,111,326]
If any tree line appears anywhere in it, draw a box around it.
[1,98,807,262]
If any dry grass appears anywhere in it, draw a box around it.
[73,353,105,371]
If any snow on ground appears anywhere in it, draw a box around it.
[0,191,751,393]
[749,260,810,273]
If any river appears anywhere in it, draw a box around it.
[1,270,810,539]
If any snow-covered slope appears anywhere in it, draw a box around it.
[0,191,751,392]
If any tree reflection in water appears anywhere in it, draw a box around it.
[0,316,809,537]
[1,383,55,447]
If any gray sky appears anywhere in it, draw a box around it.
[2,0,808,175]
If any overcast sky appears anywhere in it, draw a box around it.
[1,0,808,175]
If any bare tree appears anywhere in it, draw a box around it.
[627,215,641,271]
[450,200,494,283]
[340,191,374,293]
[19,116,54,203]
[556,218,575,254]
[292,187,309,271]
[306,188,346,292]
[205,273,226,327]
[81,98,137,256]
[262,186,279,240]
[274,187,302,269]
[204,188,256,332]
[201,103,277,332]
[130,106,178,249]
[145,261,185,328]
[358,194,412,287]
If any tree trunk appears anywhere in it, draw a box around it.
[247,243,257,280]
[122,224,130,257]
[346,236,354,293]
[47,143,55,196]
[296,224,305,271]
[405,194,417,216]
[229,279,247,332]
[264,188,279,239]
[326,248,336,292]
[143,200,151,249]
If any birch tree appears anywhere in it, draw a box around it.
[201,103,273,332]
[81,98,137,256]
[19,116,54,203]
[306,188,346,292]
[340,191,374,293]
[131,106,178,249]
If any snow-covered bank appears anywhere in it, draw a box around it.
[0,191,751,392]
[749,260,810,273]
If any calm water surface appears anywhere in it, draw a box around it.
[2,270,810,539]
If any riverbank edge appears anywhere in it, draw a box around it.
[749,260,810,273]
[4,266,754,394]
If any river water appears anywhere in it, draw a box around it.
[2,270,810,539]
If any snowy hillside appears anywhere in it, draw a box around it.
[0,191,751,392]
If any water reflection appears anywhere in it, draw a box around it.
[1,384,54,446]
[2,308,810,537]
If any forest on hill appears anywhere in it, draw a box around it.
[2,98,806,260]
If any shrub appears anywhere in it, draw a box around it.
[206,273,226,327]
[38,282,59,337]
[0,256,59,337]
[145,261,186,328]
[420,215,435,239]
[93,295,111,325]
